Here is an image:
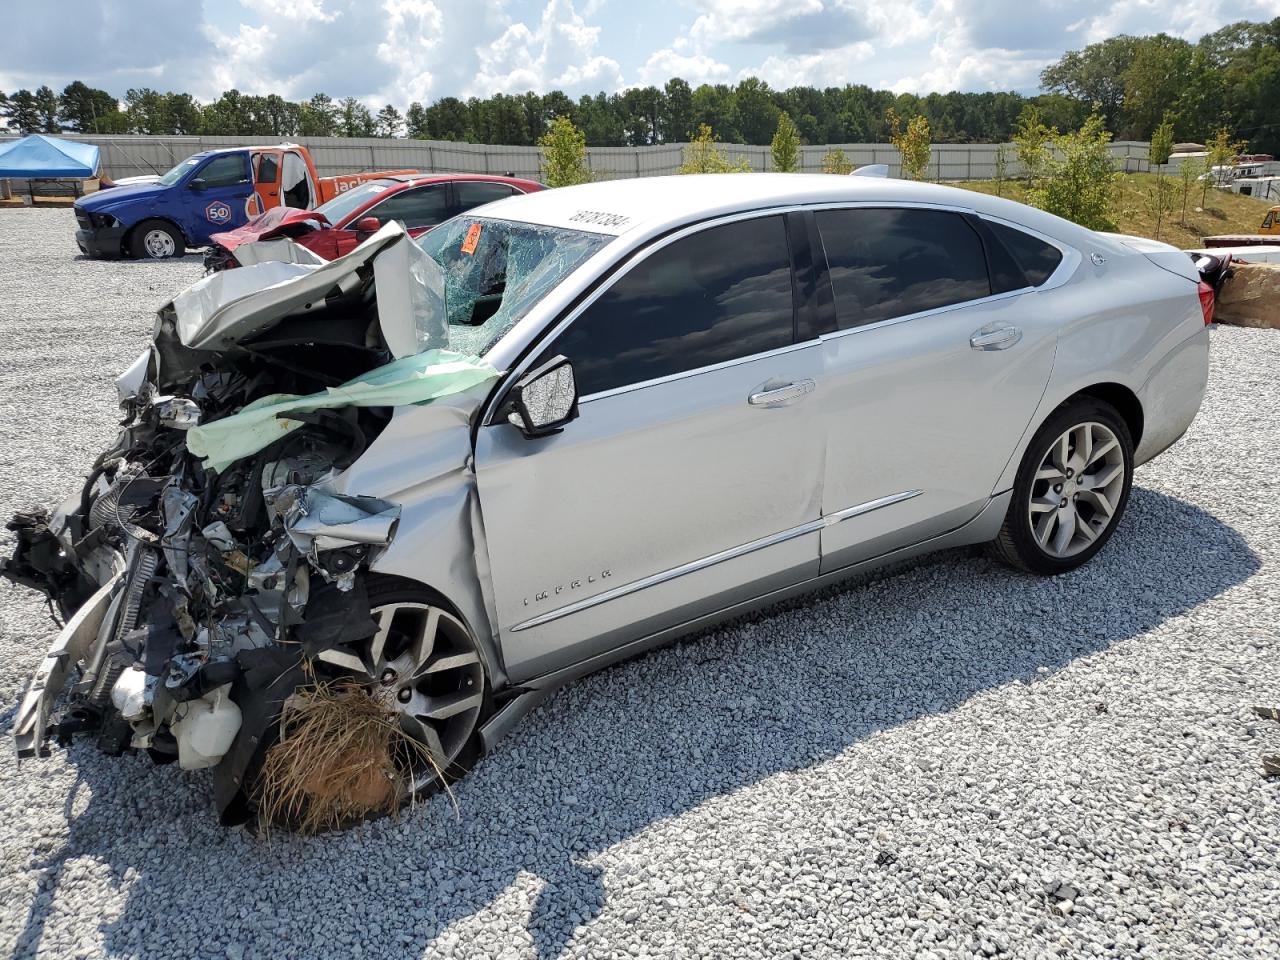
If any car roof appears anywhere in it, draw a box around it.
[474,172,1112,251]
[384,173,544,189]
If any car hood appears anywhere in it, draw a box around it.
[76,181,166,213]
[211,206,330,251]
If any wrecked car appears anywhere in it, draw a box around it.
[203,174,545,273]
[8,174,1209,829]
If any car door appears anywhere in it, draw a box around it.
[453,180,519,218]
[474,213,825,681]
[334,184,452,256]
[811,205,1064,572]
[250,149,283,215]
[182,153,254,244]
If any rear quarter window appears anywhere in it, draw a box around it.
[986,221,1064,287]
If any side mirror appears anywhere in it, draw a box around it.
[189,178,207,191]
[501,355,579,438]
[354,216,381,234]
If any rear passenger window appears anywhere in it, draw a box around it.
[987,221,1063,287]
[815,208,990,328]
[456,181,518,213]
[540,215,795,396]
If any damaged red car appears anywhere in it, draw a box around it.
[204,174,544,271]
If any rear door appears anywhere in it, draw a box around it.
[453,180,520,218]
[475,212,825,680]
[812,205,1063,571]
[181,152,254,244]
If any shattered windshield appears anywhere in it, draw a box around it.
[158,156,201,187]
[417,217,613,357]
[315,179,396,226]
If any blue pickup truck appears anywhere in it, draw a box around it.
[72,144,409,260]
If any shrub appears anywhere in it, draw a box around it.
[886,108,930,180]
[1027,112,1117,232]
[538,115,591,187]
[821,148,854,175]
[679,124,752,174]
[771,112,801,172]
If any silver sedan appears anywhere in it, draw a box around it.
[8,174,1209,826]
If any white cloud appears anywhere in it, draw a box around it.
[471,0,623,96]
[744,42,875,88]
[638,37,732,86]
[376,0,444,105]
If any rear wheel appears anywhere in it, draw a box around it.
[991,398,1133,575]
[129,219,185,260]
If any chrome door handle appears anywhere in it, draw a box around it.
[970,324,1023,351]
[748,379,815,406]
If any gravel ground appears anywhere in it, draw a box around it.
[1,207,1278,960]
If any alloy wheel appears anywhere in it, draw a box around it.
[1027,421,1126,559]
[316,602,484,790]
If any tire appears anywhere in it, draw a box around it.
[990,397,1134,575]
[129,219,186,260]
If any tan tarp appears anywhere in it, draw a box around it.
[1216,262,1280,329]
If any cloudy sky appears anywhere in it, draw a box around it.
[2,0,1278,107]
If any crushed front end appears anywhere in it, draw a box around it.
[4,224,494,825]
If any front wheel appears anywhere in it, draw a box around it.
[129,219,186,260]
[991,398,1134,575]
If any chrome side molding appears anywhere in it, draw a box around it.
[509,490,922,632]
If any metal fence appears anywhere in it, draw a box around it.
[0,133,1161,184]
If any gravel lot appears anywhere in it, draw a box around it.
[1,206,1278,960]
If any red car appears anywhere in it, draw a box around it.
[205,173,545,270]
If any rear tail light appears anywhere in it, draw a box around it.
[1197,281,1215,325]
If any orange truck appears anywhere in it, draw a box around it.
[75,143,416,259]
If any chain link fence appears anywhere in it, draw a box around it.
[0,133,1160,185]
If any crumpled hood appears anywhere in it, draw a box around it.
[76,180,167,214]
[211,206,330,252]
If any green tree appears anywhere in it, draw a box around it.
[58,81,119,133]
[124,87,167,133]
[164,93,202,134]
[734,77,779,144]
[405,102,429,139]
[661,78,693,143]
[1040,35,1140,132]
[679,124,752,173]
[538,115,591,187]
[1,89,40,133]
[1149,112,1176,169]
[32,85,60,133]
[375,104,404,138]
[821,148,854,175]
[1203,125,1247,206]
[1121,35,1195,139]
[1177,154,1206,225]
[299,94,339,137]
[1027,112,1117,231]
[994,143,1009,196]
[425,97,469,141]
[886,108,931,180]
[1013,105,1053,184]
[338,97,376,137]
[770,112,801,172]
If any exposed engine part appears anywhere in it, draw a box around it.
[171,684,242,769]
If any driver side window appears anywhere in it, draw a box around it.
[197,154,249,188]
[536,215,796,397]
[366,185,450,229]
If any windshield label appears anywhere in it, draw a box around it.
[461,222,482,255]
[568,210,631,228]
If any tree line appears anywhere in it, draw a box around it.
[2,19,1277,154]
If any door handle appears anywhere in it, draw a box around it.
[748,379,815,406]
[970,324,1022,351]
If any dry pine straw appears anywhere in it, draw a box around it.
[254,679,444,835]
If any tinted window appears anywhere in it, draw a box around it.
[455,181,518,213]
[368,185,450,229]
[816,208,990,328]
[987,221,1063,287]
[540,216,794,396]
[198,154,249,188]
[254,153,279,185]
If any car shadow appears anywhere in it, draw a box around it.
[4,486,1261,960]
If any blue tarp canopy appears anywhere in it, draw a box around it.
[0,135,100,178]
